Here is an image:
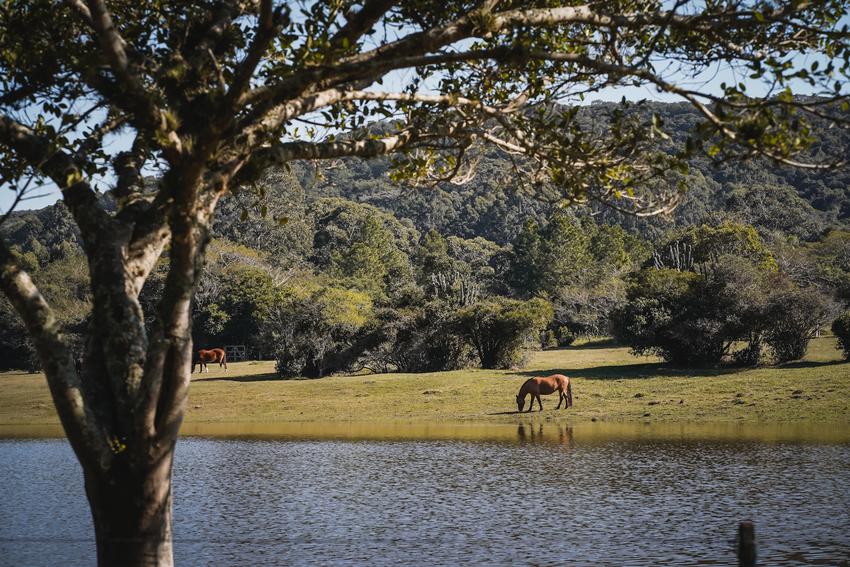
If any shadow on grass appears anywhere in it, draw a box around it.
[193,372,283,383]
[521,357,847,380]
[776,359,847,370]
[520,362,739,380]
[543,338,620,351]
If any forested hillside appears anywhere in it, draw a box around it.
[2,102,849,373]
[290,101,850,244]
[4,101,849,257]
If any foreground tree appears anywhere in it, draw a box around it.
[1,1,849,564]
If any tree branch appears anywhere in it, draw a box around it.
[243,1,818,132]
[512,49,848,169]
[0,114,112,245]
[63,0,93,27]
[64,2,182,160]
[238,5,611,133]
[225,0,288,108]
[264,129,415,163]
[0,238,112,469]
[113,133,148,200]
[136,166,213,448]
[329,0,396,52]
[85,0,132,86]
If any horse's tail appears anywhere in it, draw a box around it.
[221,350,227,371]
[567,379,573,408]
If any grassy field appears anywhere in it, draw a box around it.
[1,337,848,430]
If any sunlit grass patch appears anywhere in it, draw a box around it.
[1,338,847,428]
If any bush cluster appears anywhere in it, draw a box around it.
[614,251,836,366]
[833,312,850,360]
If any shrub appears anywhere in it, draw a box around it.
[556,327,576,346]
[612,268,715,365]
[457,297,553,369]
[731,339,763,367]
[541,330,559,349]
[764,290,834,363]
[359,303,472,373]
[266,285,373,378]
[831,311,850,360]
[613,257,777,366]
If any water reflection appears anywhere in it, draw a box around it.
[3,421,850,444]
[2,431,849,566]
[516,423,574,449]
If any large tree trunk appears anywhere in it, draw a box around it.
[0,143,211,566]
[85,445,176,567]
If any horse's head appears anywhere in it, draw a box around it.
[516,394,525,412]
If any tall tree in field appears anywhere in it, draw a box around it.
[1,1,849,564]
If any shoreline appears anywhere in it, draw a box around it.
[2,338,848,440]
[2,420,850,444]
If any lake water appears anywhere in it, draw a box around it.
[1,423,849,566]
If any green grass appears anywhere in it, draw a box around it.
[1,338,848,429]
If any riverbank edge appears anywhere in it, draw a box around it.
[3,419,850,444]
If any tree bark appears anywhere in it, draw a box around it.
[85,447,176,567]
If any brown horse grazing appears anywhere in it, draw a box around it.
[516,374,573,412]
[192,348,227,373]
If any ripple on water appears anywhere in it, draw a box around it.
[1,432,849,566]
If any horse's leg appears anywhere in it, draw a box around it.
[556,390,563,409]
[536,393,543,411]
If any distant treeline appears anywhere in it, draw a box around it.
[2,170,849,373]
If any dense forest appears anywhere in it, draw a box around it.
[2,102,850,373]
[289,101,850,244]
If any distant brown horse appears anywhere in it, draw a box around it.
[192,348,227,373]
[516,374,573,412]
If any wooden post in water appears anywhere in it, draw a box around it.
[737,521,756,567]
